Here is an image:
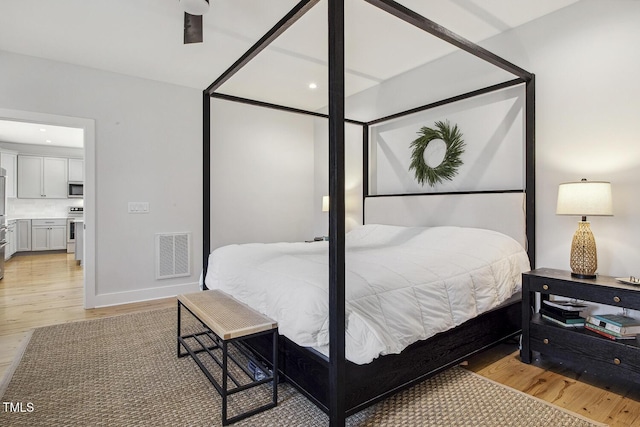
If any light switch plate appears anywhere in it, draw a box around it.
[128,202,149,214]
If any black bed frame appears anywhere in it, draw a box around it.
[202,1,535,425]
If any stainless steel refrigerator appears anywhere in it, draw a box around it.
[0,168,7,279]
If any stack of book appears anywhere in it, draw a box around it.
[540,300,586,328]
[585,314,640,341]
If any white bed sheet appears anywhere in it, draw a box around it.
[204,224,530,364]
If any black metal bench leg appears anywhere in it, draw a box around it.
[177,300,182,358]
[222,340,229,425]
[272,329,278,406]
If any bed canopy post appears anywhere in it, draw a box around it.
[202,91,211,284]
[362,124,369,224]
[525,75,536,268]
[328,0,347,425]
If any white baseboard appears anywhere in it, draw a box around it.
[88,281,200,308]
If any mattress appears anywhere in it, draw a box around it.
[204,224,530,364]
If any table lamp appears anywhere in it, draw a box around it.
[556,179,613,279]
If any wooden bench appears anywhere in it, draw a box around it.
[177,290,278,425]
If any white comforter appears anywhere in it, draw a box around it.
[204,224,530,364]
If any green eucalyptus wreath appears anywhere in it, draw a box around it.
[409,120,465,187]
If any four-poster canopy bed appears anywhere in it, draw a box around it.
[201,0,535,425]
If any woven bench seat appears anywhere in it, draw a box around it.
[179,291,277,340]
[177,290,278,425]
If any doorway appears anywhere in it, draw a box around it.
[0,108,96,308]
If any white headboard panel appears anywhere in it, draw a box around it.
[365,192,527,248]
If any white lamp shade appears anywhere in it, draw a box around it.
[180,0,210,15]
[556,181,613,216]
[322,196,329,212]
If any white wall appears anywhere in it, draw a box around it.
[313,120,363,237]
[368,85,524,195]
[210,99,315,249]
[481,0,640,278]
[327,0,640,280]
[0,50,203,307]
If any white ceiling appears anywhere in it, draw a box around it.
[0,120,84,149]
[0,0,578,141]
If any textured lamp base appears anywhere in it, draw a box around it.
[569,221,598,279]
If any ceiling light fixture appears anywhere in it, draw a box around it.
[180,0,210,15]
[46,139,52,143]
[181,0,209,44]
[309,83,318,89]
[39,128,46,132]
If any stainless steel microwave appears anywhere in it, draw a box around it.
[68,182,83,198]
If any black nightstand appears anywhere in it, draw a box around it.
[521,268,640,382]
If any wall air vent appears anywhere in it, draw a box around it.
[155,232,191,280]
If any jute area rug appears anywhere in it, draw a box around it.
[0,308,605,427]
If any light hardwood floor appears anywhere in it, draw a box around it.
[465,341,640,427]
[0,252,175,380]
[1,252,638,426]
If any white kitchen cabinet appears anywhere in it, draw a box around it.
[17,156,42,198]
[50,226,67,250]
[68,158,84,182]
[1,151,18,198]
[43,158,68,198]
[4,220,16,260]
[31,227,49,251]
[17,155,68,199]
[31,219,67,251]
[16,219,32,252]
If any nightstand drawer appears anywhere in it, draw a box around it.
[529,276,640,308]
[521,269,640,385]
[530,319,640,381]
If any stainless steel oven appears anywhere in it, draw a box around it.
[67,206,83,253]
[0,222,6,279]
[67,218,75,253]
[0,169,6,279]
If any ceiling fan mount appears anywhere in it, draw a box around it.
[180,0,210,44]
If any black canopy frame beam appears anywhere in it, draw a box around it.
[204,0,320,96]
[366,77,526,126]
[364,0,533,81]
[210,92,367,126]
